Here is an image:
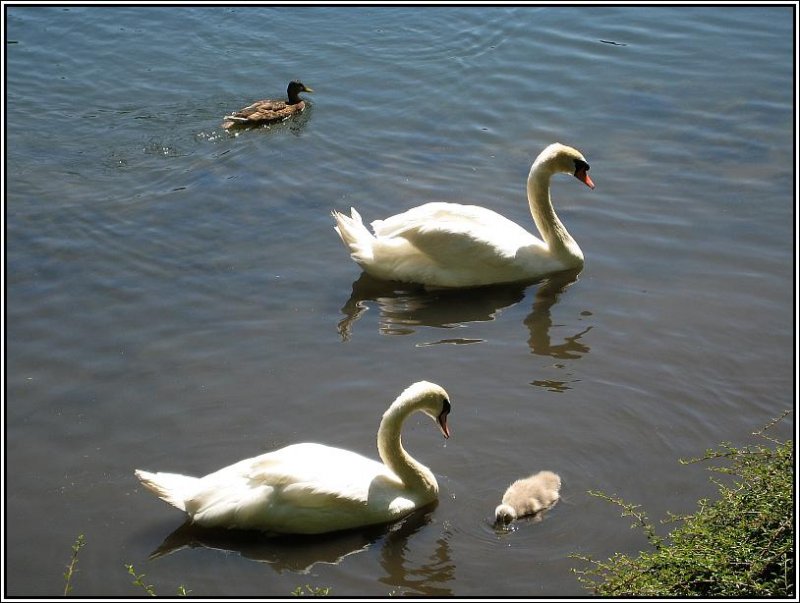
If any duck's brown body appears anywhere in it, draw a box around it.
[222,81,312,129]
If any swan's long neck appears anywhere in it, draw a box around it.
[527,162,584,263]
[377,397,438,500]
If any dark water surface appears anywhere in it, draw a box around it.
[5,5,795,597]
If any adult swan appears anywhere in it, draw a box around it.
[332,143,595,288]
[134,381,451,534]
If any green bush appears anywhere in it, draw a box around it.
[573,412,794,597]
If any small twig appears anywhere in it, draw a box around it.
[587,490,664,549]
[63,534,86,596]
[752,409,792,445]
[125,564,156,597]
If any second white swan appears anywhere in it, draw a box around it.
[135,381,451,535]
[332,143,595,288]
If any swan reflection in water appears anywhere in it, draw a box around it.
[338,268,591,357]
[338,274,526,341]
[523,270,592,360]
[147,504,453,594]
[376,512,454,596]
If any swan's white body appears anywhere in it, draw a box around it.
[135,381,451,535]
[494,470,562,525]
[332,143,594,288]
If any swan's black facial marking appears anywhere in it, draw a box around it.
[573,158,595,189]
[437,397,451,439]
[573,158,590,174]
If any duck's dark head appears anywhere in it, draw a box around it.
[287,80,313,104]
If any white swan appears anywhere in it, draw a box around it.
[332,143,595,288]
[134,381,451,535]
[494,470,562,525]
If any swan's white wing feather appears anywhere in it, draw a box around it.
[371,202,542,259]
[249,443,396,486]
[184,443,407,532]
[365,202,549,286]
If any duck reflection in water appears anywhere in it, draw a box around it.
[338,268,591,358]
[145,504,451,594]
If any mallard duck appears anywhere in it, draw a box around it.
[221,80,313,129]
[332,143,595,288]
[494,470,561,525]
[134,381,452,534]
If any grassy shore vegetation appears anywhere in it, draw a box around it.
[572,411,794,597]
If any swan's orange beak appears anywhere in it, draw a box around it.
[437,411,451,439]
[575,167,595,190]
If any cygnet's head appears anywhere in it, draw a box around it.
[533,142,595,190]
[494,503,517,525]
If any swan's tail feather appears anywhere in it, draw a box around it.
[135,469,198,512]
[331,208,375,264]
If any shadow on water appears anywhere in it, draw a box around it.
[338,269,591,359]
[146,504,452,594]
[148,520,378,573]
